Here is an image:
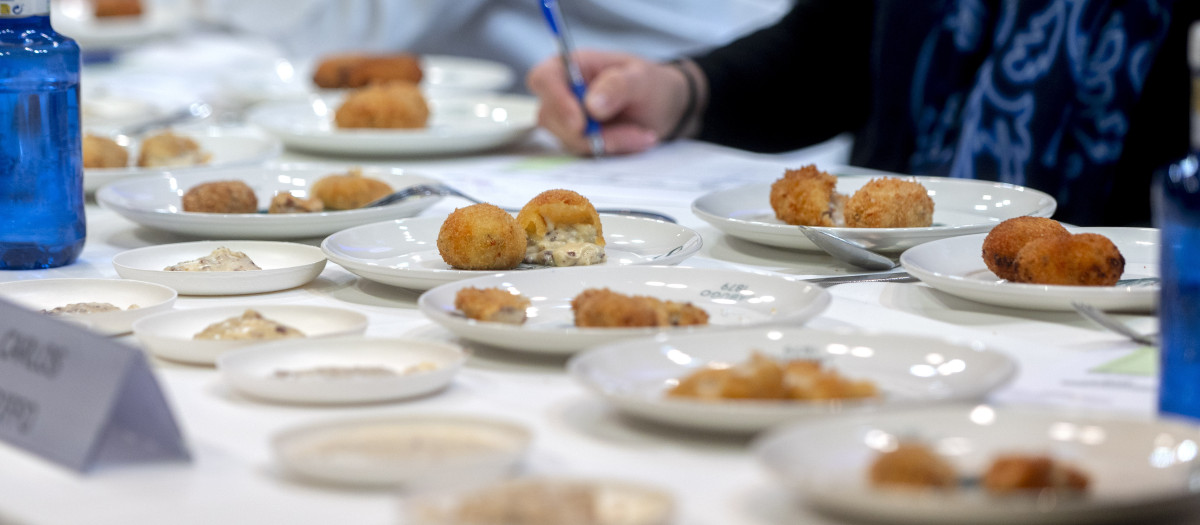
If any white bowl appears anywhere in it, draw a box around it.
[132,304,368,365]
[569,327,1016,433]
[0,278,176,336]
[217,336,466,404]
[755,405,1200,524]
[112,240,327,295]
[272,414,532,488]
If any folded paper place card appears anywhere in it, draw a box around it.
[0,297,189,472]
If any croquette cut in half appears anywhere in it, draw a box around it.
[981,216,1070,281]
[517,189,606,266]
[843,178,934,228]
[769,165,844,226]
[436,203,526,270]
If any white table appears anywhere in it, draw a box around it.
[0,27,1169,525]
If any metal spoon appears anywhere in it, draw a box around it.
[798,226,898,271]
[1071,301,1159,346]
[365,182,677,223]
[112,101,213,138]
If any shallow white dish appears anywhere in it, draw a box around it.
[219,54,517,104]
[217,336,466,404]
[692,175,1056,252]
[901,227,1158,312]
[402,477,674,525]
[568,327,1015,433]
[272,414,531,488]
[52,0,188,49]
[418,266,830,355]
[112,240,327,296]
[132,304,368,365]
[322,214,702,291]
[96,164,443,239]
[754,405,1200,525]
[246,93,537,156]
[0,278,176,336]
[84,126,283,193]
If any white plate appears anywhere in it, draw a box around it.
[246,93,537,156]
[323,214,702,291]
[84,126,283,193]
[900,227,1159,312]
[220,54,517,104]
[96,164,443,239]
[402,477,674,525]
[418,266,831,355]
[0,278,176,336]
[692,175,1056,252]
[568,328,1015,433]
[272,414,531,488]
[112,240,327,295]
[754,405,1200,524]
[217,336,466,404]
[52,0,188,49]
[132,304,368,365]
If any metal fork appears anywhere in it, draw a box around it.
[365,182,677,223]
[1071,301,1159,346]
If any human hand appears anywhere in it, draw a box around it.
[526,50,697,156]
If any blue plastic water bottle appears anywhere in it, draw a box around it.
[1157,22,1200,419]
[0,0,85,270]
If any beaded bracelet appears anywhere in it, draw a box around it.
[664,59,697,141]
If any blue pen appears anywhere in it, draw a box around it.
[539,0,605,157]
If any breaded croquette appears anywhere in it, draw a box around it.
[517,189,606,266]
[769,165,844,226]
[268,192,324,214]
[138,130,211,168]
[437,203,526,270]
[82,133,128,168]
[309,168,391,210]
[93,0,143,17]
[981,454,1090,494]
[334,81,429,129]
[182,180,257,213]
[571,288,708,328]
[843,178,934,228]
[668,351,877,401]
[454,287,531,325]
[1014,233,1125,286]
[312,53,423,89]
[869,442,958,490]
[981,216,1070,281]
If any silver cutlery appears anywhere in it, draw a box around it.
[1071,301,1159,346]
[804,272,918,287]
[798,226,898,271]
[112,101,213,138]
[365,182,677,223]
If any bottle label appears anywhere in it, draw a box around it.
[0,0,49,17]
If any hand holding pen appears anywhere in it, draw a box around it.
[538,0,605,157]
[526,49,704,157]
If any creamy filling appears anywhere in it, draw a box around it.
[193,309,305,340]
[165,247,261,272]
[524,223,605,267]
[42,302,135,315]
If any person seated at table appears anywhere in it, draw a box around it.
[527,0,1199,227]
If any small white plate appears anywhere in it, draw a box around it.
[568,328,1015,433]
[246,93,537,156]
[0,278,176,336]
[272,414,531,488]
[322,214,702,291]
[900,227,1159,312]
[112,240,327,296]
[52,0,188,49]
[132,304,368,365]
[402,477,674,525]
[219,54,517,104]
[96,164,443,239]
[84,126,283,193]
[692,175,1056,252]
[217,336,466,404]
[418,266,831,355]
[754,405,1200,525]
